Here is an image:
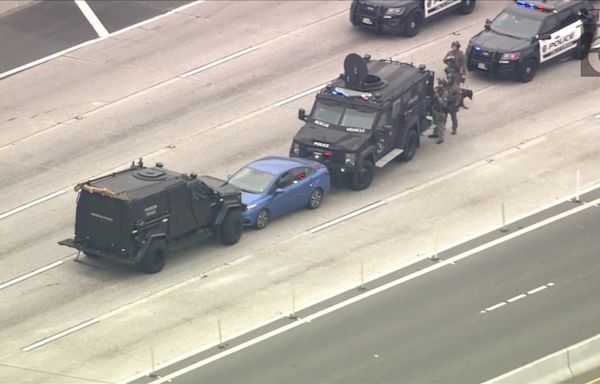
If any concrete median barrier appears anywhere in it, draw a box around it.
[484,333,600,384]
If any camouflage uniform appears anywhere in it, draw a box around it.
[445,74,461,135]
[430,85,449,144]
[443,41,466,83]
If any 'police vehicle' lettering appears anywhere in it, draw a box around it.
[424,0,459,18]
[145,204,158,217]
[346,127,366,133]
[314,120,330,128]
[91,212,114,222]
[313,141,330,148]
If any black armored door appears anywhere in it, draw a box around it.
[166,185,197,238]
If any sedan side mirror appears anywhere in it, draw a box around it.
[298,108,307,121]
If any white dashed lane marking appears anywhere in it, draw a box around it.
[480,283,555,314]
[0,260,64,291]
[180,46,261,78]
[0,190,66,221]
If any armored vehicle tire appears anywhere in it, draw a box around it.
[350,160,374,191]
[220,208,244,244]
[518,59,537,83]
[458,0,476,15]
[140,240,168,274]
[403,12,422,37]
[307,188,323,210]
[255,209,270,230]
[399,130,418,162]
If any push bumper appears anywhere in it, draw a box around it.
[467,49,520,79]
[351,11,407,34]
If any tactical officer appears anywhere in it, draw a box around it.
[443,41,466,83]
[428,79,449,144]
[445,73,461,135]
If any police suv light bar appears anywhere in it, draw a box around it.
[514,0,557,13]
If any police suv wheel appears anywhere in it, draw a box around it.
[458,0,476,15]
[518,59,537,83]
[140,240,168,274]
[220,209,244,244]
[350,160,374,190]
[399,130,418,162]
[307,188,323,210]
[403,12,422,37]
[255,209,270,230]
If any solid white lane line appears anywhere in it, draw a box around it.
[275,84,328,106]
[527,285,548,295]
[507,293,527,303]
[22,319,98,352]
[0,1,205,80]
[180,46,261,78]
[74,0,109,38]
[309,201,386,233]
[130,200,598,384]
[0,190,66,221]
[0,260,64,291]
[486,302,507,311]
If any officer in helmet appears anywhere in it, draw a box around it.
[443,41,466,84]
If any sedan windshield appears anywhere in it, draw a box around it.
[490,10,542,40]
[228,167,275,194]
[312,101,377,130]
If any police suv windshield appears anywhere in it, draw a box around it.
[312,101,376,130]
[228,167,275,194]
[490,9,542,40]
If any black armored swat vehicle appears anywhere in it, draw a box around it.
[59,160,245,274]
[350,0,476,37]
[290,53,435,191]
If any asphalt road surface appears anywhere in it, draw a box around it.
[0,0,192,74]
[148,201,600,383]
[1,1,600,383]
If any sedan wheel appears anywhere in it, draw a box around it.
[308,188,323,209]
[255,209,270,230]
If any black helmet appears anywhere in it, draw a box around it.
[451,40,461,48]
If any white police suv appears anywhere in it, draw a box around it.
[466,0,598,82]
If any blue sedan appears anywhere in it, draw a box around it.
[227,156,331,229]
